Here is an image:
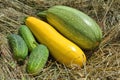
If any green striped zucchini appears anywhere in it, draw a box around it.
[38,5,102,50]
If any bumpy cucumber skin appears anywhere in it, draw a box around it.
[19,25,37,52]
[26,44,49,75]
[39,5,102,50]
[7,34,28,61]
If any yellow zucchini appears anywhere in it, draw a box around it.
[25,17,86,67]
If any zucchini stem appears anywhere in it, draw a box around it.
[37,11,47,17]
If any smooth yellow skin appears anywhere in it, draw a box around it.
[25,17,86,67]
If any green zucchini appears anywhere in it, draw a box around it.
[26,44,49,75]
[7,34,28,61]
[38,5,102,50]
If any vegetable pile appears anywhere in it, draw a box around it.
[7,5,102,76]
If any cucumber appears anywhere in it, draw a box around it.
[19,25,37,52]
[26,44,49,75]
[7,34,28,61]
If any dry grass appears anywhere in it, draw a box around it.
[0,0,120,80]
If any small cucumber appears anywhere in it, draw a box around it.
[7,34,28,61]
[26,44,49,75]
[19,25,37,52]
